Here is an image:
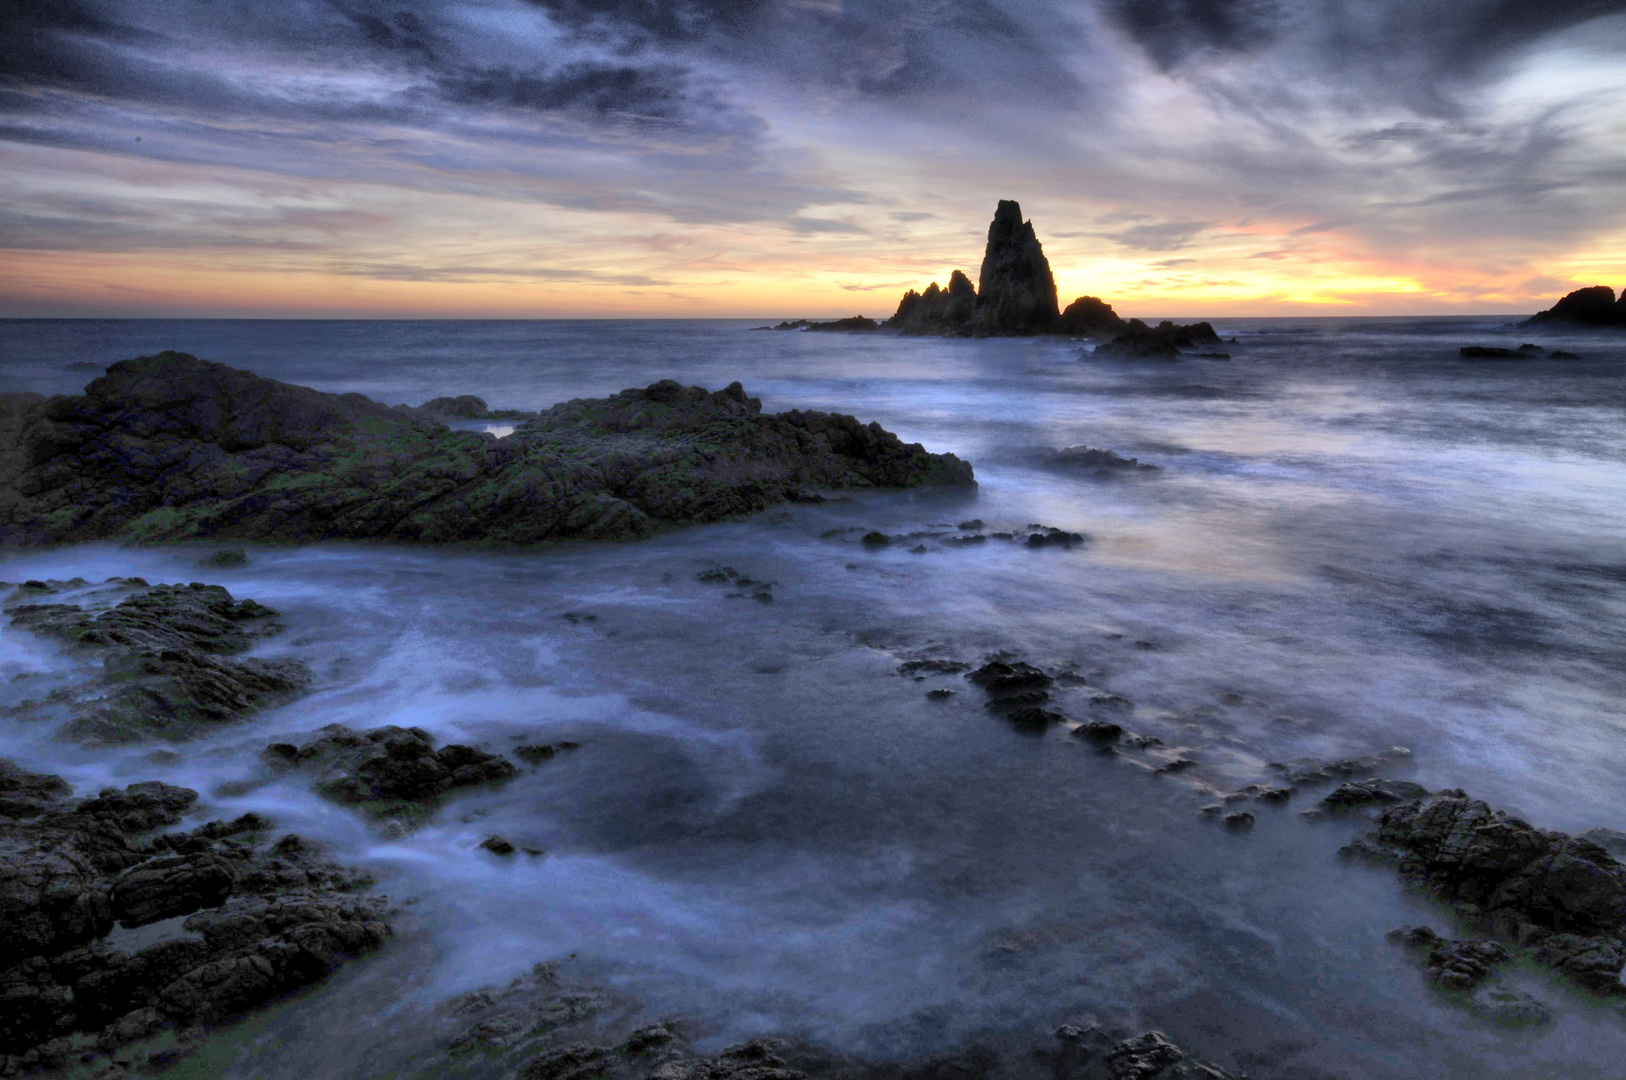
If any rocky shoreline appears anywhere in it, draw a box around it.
[0,353,973,548]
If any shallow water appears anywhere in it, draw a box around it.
[3,317,1626,1077]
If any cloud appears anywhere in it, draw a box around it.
[1103,220,1215,251]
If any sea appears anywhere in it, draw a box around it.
[2,317,1625,1078]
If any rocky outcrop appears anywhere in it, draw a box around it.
[0,353,973,548]
[1522,285,1626,327]
[1342,792,1626,994]
[889,270,978,334]
[1090,320,1221,359]
[967,200,1061,334]
[3,579,309,744]
[1050,1024,1242,1079]
[263,724,518,825]
[1039,446,1159,477]
[887,203,1128,338]
[1057,295,1128,336]
[0,759,388,1072]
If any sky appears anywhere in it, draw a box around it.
[2,0,1624,319]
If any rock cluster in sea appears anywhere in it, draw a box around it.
[886,200,1130,338]
[0,353,973,547]
[1522,285,1626,327]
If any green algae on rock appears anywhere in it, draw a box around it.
[0,352,975,547]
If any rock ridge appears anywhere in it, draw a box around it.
[0,354,974,547]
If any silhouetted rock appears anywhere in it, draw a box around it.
[0,354,973,547]
[1091,320,1221,359]
[968,200,1060,334]
[421,394,490,418]
[1460,346,1526,359]
[888,270,978,334]
[801,316,879,332]
[1523,285,1626,327]
[1057,296,1127,336]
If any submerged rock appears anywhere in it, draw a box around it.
[264,724,518,823]
[1040,446,1159,477]
[3,580,308,744]
[0,759,387,1070]
[0,354,974,547]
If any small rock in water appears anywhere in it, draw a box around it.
[201,548,247,567]
[926,688,956,700]
[481,835,517,857]
[514,741,580,764]
[1223,811,1255,831]
[1073,720,1124,743]
[862,531,892,546]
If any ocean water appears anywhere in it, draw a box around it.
[2,317,1626,1078]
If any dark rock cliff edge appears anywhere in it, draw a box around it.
[1522,285,1626,328]
[0,352,973,548]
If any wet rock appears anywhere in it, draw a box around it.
[1459,346,1526,359]
[897,659,971,677]
[1040,446,1159,477]
[1052,1025,1241,1079]
[480,835,517,857]
[265,724,518,821]
[4,580,308,743]
[1271,746,1412,786]
[514,742,581,764]
[1223,812,1255,832]
[968,660,1054,697]
[1073,720,1124,743]
[201,548,247,568]
[0,765,389,1065]
[926,688,956,700]
[1346,791,1626,994]
[652,1039,808,1080]
[1025,526,1086,549]
[862,531,892,546]
[1387,925,1510,990]
[1,355,973,547]
[1467,985,1552,1027]
[1006,706,1067,731]
[1091,320,1221,360]
[1318,778,1430,811]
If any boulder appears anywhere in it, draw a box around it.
[1057,296,1128,336]
[0,356,974,547]
[420,395,491,418]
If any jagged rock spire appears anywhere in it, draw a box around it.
[970,200,1059,334]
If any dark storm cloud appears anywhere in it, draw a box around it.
[1107,0,1287,70]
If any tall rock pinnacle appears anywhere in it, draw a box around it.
[970,200,1059,334]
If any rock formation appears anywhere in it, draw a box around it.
[1522,285,1626,327]
[1090,320,1221,359]
[0,759,389,1072]
[0,352,973,548]
[3,578,309,745]
[888,270,978,334]
[1057,295,1127,336]
[967,200,1060,334]
[1341,790,1626,995]
[885,201,1124,337]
